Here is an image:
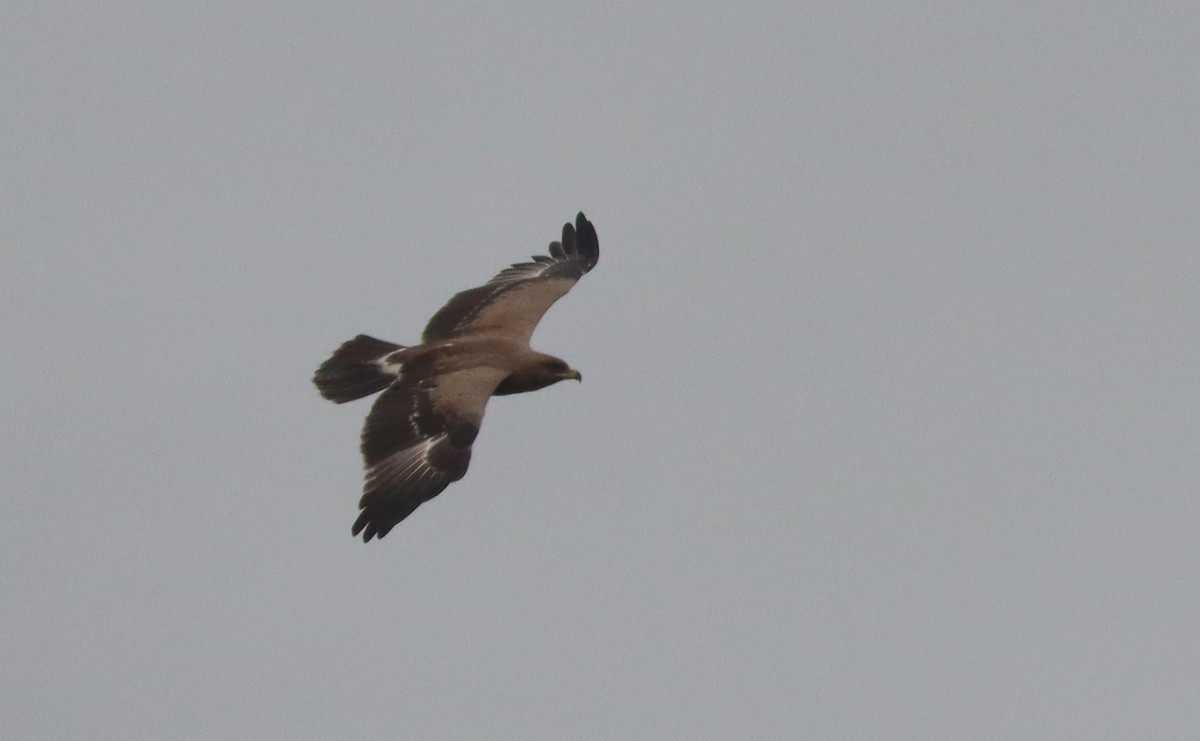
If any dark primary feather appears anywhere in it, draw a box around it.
[422,212,599,342]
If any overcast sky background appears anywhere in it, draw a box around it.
[4,3,1199,739]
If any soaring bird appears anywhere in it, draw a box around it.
[314,213,599,541]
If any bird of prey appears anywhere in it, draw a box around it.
[314,213,599,541]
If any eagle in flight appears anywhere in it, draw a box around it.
[314,213,599,541]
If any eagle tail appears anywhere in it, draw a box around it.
[313,334,405,403]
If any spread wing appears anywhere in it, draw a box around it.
[422,212,599,344]
[354,365,509,541]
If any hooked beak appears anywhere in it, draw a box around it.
[564,368,582,382]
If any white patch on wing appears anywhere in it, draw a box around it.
[404,392,422,437]
[366,434,446,490]
[375,351,405,378]
[491,260,555,285]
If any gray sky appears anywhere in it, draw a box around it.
[4,3,1199,739]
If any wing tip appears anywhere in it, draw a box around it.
[352,512,385,542]
[552,211,598,271]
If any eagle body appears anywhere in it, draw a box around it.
[385,337,578,395]
[314,213,598,541]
